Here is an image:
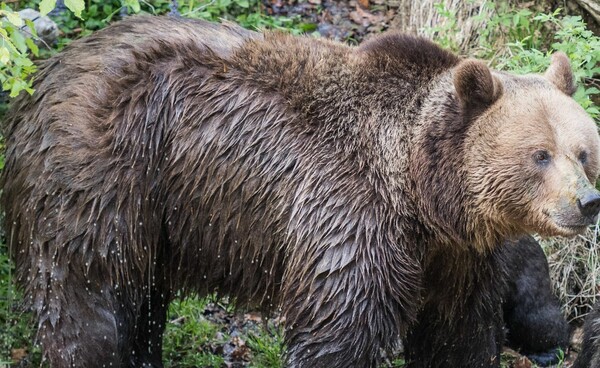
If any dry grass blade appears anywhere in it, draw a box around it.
[542,225,600,323]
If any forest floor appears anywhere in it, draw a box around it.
[263,0,399,43]
[186,300,582,368]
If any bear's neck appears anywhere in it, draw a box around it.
[409,74,507,253]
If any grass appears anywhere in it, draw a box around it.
[245,323,285,368]
[1,288,287,367]
[0,241,43,366]
[163,297,227,368]
[542,227,600,323]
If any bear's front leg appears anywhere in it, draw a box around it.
[404,248,507,368]
[282,276,413,368]
[404,300,504,368]
[279,228,422,367]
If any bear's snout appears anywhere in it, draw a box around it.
[577,190,600,220]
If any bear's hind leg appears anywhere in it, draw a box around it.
[30,258,132,367]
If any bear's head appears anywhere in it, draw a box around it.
[458,53,600,239]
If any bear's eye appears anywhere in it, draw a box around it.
[579,151,588,165]
[533,150,551,166]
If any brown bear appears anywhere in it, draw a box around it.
[2,15,599,368]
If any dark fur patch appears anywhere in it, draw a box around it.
[502,236,569,366]
[359,32,459,76]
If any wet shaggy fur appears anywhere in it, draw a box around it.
[2,16,599,368]
[502,236,569,367]
[575,302,600,368]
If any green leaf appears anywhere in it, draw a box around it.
[13,56,33,67]
[25,38,39,57]
[4,11,23,27]
[64,0,85,18]
[10,30,27,54]
[123,0,141,13]
[39,0,57,16]
[587,106,600,114]
[0,47,10,65]
[586,87,600,95]
[24,19,38,38]
[9,79,28,97]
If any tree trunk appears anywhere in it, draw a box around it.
[573,0,600,24]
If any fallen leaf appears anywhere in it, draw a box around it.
[11,348,27,361]
[230,336,251,361]
[244,312,263,323]
[514,356,532,368]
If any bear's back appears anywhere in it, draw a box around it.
[3,16,258,135]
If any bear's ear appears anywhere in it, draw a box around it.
[454,59,503,115]
[544,52,576,96]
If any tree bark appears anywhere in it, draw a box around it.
[573,0,600,24]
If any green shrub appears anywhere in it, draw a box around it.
[0,5,38,98]
[494,11,600,119]
[428,3,599,120]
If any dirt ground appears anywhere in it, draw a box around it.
[264,0,401,42]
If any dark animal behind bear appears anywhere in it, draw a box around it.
[575,301,600,368]
[501,236,569,367]
[3,15,599,368]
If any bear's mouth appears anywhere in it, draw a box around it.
[555,223,589,233]
[541,210,592,236]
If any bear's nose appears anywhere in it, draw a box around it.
[577,191,600,218]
